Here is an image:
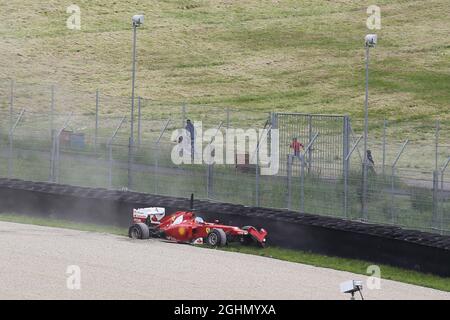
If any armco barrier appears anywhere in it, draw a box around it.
[0,178,449,277]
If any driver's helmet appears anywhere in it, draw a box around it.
[194,217,205,224]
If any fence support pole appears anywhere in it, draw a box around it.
[435,120,440,172]
[8,134,13,178]
[53,112,73,183]
[206,164,213,199]
[182,103,186,128]
[107,116,126,188]
[50,131,56,182]
[440,158,450,190]
[342,116,350,217]
[256,143,260,207]
[432,170,439,230]
[55,134,61,183]
[250,123,271,208]
[300,154,305,213]
[108,144,113,187]
[390,139,409,223]
[9,79,14,133]
[307,115,313,173]
[349,122,363,163]
[50,84,55,137]
[8,109,25,178]
[382,119,386,176]
[154,118,171,195]
[344,135,363,219]
[204,121,223,199]
[55,111,73,183]
[299,132,319,214]
[95,89,99,151]
[287,155,293,210]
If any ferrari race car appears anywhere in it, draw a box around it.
[128,206,267,247]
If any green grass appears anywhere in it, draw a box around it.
[0,0,449,125]
[0,212,449,292]
[221,245,450,292]
[0,0,449,172]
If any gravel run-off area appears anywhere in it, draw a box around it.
[0,221,449,300]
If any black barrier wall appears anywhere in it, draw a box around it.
[0,178,449,277]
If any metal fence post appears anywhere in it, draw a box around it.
[343,116,350,174]
[251,123,272,207]
[108,143,113,188]
[440,157,450,190]
[182,103,186,128]
[432,170,439,230]
[435,119,440,172]
[9,79,14,133]
[382,119,386,176]
[95,89,99,151]
[343,116,350,217]
[8,109,25,178]
[205,122,223,199]
[206,164,213,199]
[154,118,171,195]
[256,144,260,207]
[300,154,305,213]
[307,115,313,173]
[299,132,319,214]
[54,113,73,184]
[55,132,61,183]
[344,135,363,219]
[226,107,230,129]
[49,129,58,182]
[154,143,159,194]
[50,84,55,137]
[349,122,363,163]
[287,155,292,210]
[8,133,13,178]
[390,166,395,223]
[390,139,409,224]
[362,162,368,221]
[107,116,126,188]
[438,158,450,234]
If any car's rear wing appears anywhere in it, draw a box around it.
[133,207,166,224]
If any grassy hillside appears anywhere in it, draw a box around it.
[0,0,448,124]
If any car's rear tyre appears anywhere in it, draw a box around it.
[206,228,227,247]
[128,223,150,240]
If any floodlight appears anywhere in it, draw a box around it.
[340,280,364,300]
[365,34,377,47]
[132,14,144,26]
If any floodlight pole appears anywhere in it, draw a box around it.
[131,22,138,143]
[362,41,372,221]
[128,16,142,190]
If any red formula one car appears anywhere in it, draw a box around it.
[128,201,267,247]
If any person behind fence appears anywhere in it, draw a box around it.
[289,137,304,159]
[185,119,195,160]
[367,150,376,174]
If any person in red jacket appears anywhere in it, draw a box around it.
[290,137,304,158]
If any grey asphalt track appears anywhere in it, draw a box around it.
[0,221,449,300]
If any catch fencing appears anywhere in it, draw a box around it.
[0,79,449,235]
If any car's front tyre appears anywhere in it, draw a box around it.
[206,228,227,247]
